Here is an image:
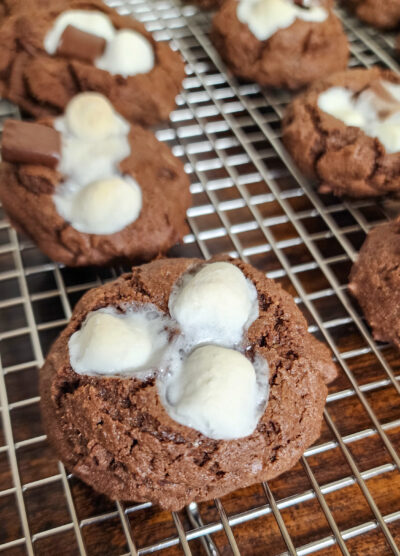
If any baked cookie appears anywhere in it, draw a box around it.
[282,67,400,197]
[349,220,400,349]
[211,0,349,90]
[0,93,190,266]
[347,0,400,29]
[40,256,337,510]
[0,0,185,125]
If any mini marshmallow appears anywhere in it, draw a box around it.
[317,82,400,154]
[54,176,142,235]
[168,262,259,346]
[65,93,119,141]
[164,345,260,439]
[44,10,155,77]
[237,0,327,42]
[44,10,115,55]
[97,30,155,78]
[69,305,170,377]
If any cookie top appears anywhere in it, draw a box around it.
[347,0,400,29]
[40,257,337,509]
[282,67,400,197]
[0,0,184,125]
[349,219,400,349]
[211,0,349,89]
[0,93,190,266]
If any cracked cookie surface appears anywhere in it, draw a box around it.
[282,68,400,197]
[40,256,337,510]
[0,122,190,266]
[211,0,349,89]
[346,0,400,29]
[349,220,400,350]
[0,0,184,125]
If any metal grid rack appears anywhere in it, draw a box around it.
[0,1,399,554]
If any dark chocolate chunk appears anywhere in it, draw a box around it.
[1,120,61,168]
[57,25,107,64]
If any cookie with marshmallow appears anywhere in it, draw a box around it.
[283,67,400,197]
[40,256,336,510]
[0,0,184,125]
[0,92,190,266]
[349,218,400,351]
[347,0,400,30]
[211,0,349,89]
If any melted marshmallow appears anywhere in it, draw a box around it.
[317,81,400,154]
[97,29,154,77]
[237,0,327,42]
[53,93,142,235]
[44,10,154,77]
[55,176,142,235]
[168,262,259,346]
[69,305,170,377]
[162,345,269,440]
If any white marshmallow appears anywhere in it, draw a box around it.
[44,10,154,77]
[44,10,115,55]
[168,262,258,346]
[54,176,142,235]
[237,0,327,42]
[69,305,170,377]
[164,345,262,439]
[317,82,400,154]
[65,93,119,141]
[52,94,140,235]
[55,134,131,186]
[97,30,155,78]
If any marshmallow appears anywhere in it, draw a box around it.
[69,305,169,376]
[169,262,258,346]
[317,82,400,154]
[237,0,327,42]
[44,10,155,77]
[97,30,155,78]
[317,87,366,128]
[164,345,261,439]
[54,92,130,186]
[54,176,142,235]
[52,93,139,235]
[65,93,118,141]
[44,10,115,55]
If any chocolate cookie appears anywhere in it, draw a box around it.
[0,93,191,267]
[211,0,349,90]
[0,0,184,126]
[40,256,337,510]
[349,220,400,349]
[282,67,400,197]
[347,0,400,29]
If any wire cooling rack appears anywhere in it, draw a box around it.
[0,1,400,554]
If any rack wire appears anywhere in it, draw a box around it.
[0,1,399,554]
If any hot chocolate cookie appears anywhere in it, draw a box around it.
[211,0,349,89]
[0,0,184,125]
[347,0,400,29]
[40,256,337,510]
[282,67,400,197]
[349,219,400,349]
[0,93,190,266]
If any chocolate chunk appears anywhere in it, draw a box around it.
[57,25,106,64]
[1,120,61,168]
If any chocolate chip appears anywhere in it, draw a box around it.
[57,25,106,64]
[2,119,61,168]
